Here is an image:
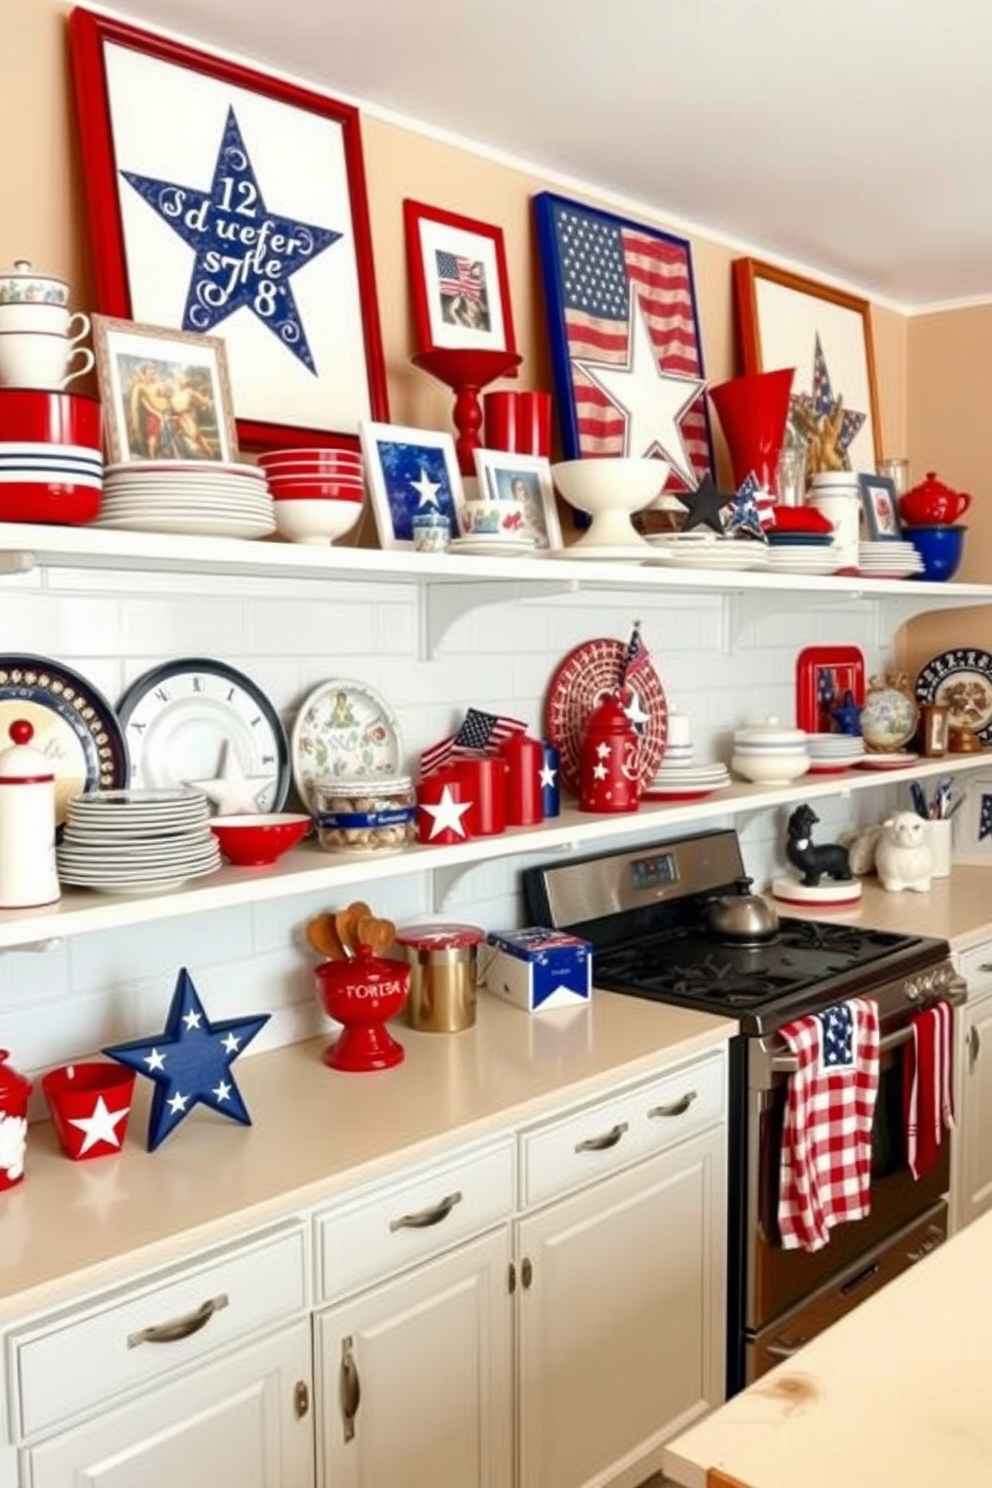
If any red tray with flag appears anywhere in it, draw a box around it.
[544,633,668,793]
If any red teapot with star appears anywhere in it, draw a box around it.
[579,694,641,813]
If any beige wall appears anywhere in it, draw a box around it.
[8,0,988,672]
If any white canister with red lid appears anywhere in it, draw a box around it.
[0,719,60,908]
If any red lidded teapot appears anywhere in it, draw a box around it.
[899,471,972,527]
[579,694,641,814]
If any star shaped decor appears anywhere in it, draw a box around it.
[676,473,735,535]
[68,1096,131,1157]
[421,784,471,840]
[723,472,768,541]
[122,107,340,373]
[574,294,706,486]
[187,741,276,816]
[104,968,269,1152]
[411,466,442,509]
[789,334,867,471]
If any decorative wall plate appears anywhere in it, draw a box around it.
[544,638,669,792]
[795,645,865,734]
[291,678,404,812]
[0,654,128,826]
[116,659,290,812]
[914,648,992,743]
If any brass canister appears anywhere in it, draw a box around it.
[395,923,485,1033]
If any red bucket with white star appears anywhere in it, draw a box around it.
[42,1061,136,1161]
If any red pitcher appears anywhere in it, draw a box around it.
[579,695,641,814]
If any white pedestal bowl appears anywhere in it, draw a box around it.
[551,457,670,554]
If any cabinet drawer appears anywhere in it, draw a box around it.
[958,940,992,999]
[315,1138,515,1302]
[9,1224,307,1440]
[520,1051,725,1208]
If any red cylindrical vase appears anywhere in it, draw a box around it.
[483,390,552,457]
[500,733,544,826]
[416,767,473,845]
[708,368,795,492]
[454,756,506,836]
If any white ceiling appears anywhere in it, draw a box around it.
[98,0,992,310]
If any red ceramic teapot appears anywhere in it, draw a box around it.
[899,471,972,527]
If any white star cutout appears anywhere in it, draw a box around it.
[410,466,442,509]
[183,1010,202,1031]
[187,740,276,817]
[213,1080,232,1103]
[623,693,649,729]
[574,294,705,486]
[596,741,611,759]
[593,761,608,780]
[67,1096,131,1155]
[540,762,557,789]
[144,1049,166,1072]
[222,1033,241,1054]
[168,1091,189,1114]
[421,784,471,840]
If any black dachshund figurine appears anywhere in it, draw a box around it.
[786,804,852,887]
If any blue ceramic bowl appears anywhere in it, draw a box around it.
[908,524,966,582]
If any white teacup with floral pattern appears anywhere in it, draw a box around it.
[460,499,528,539]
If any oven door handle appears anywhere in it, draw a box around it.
[768,981,966,1075]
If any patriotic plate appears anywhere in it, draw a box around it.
[914,647,992,743]
[291,678,403,813]
[544,637,668,793]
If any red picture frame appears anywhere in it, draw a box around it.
[795,645,866,734]
[68,7,389,451]
[402,200,516,360]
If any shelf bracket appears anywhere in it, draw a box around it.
[0,550,37,576]
[419,578,575,659]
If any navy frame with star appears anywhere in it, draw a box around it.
[68,8,389,452]
[950,773,992,866]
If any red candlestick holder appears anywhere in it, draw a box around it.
[412,348,524,475]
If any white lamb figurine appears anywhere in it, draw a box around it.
[875,810,933,893]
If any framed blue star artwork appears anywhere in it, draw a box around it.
[103,968,270,1152]
[68,9,389,452]
[532,192,714,494]
[359,420,465,549]
[733,258,881,478]
[949,773,992,866]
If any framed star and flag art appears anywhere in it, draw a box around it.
[68,8,389,451]
[733,258,881,477]
[533,192,714,492]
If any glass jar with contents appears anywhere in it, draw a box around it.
[315,775,417,855]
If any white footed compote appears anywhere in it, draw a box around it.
[551,456,670,555]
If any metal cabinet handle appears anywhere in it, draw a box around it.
[575,1120,628,1153]
[978,963,992,973]
[340,1335,361,1443]
[765,1340,802,1360]
[388,1190,462,1232]
[648,1090,697,1120]
[970,1024,982,1069]
[126,1293,228,1349]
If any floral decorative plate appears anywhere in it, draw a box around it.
[914,648,992,743]
[291,679,404,812]
[544,638,668,792]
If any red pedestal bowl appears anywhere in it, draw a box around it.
[314,946,410,1071]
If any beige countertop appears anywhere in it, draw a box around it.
[662,1205,992,1488]
[1,990,731,1325]
[772,863,992,950]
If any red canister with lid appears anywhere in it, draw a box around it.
[579,694,641,813]
[0,1050,32,1190]
[394,922,485,1032]
[500,732,544,826]
[453,755,506,836]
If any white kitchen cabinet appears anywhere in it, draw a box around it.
[952,941,992,1231]
[22,1319,313,1488]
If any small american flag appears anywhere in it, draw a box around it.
[619,622,650,688]
[419,707,527,779]
[436,251,483,303]
[538,196,711,487]
[777,998,880,1253]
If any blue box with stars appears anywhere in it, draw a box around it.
[483,927,592,1013]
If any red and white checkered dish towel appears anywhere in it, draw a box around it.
[778,997,880,1253]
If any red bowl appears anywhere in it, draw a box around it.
[0,480,102,524]
[0,388,102,448]
[42,1061,136,1160]
[770,503,833,533]
[209,812,312,866]
[258,446,361,464]
[268,479,365,501]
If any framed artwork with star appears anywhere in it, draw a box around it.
[532,191,714,493]
[733,258,881,476]
[403,200,516,357]
[68,8,389,452]
[359,420,464,549]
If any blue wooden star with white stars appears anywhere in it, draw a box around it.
[122,107,340,374]
[103,968,269,1152]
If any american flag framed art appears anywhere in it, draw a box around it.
[403,200,517,359]
[533,191,713,491]
[733,257,881,476]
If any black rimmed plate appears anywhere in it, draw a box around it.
[0,654,129,828]
[914,648,992,743]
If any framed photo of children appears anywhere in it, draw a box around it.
[359,420,464,549]
[858,473,902,541]
[68,8,389,451]
[471,450,562,550]
[92,315,237,465]
[403,200,516,357]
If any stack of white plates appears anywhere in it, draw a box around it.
[806,733,866,773]
[94,461,275,539]
[858,541,925,578]
[643,762,731,799]
[449,534,539,558]
[56,788,222,894]
[643,534,769,571]
[765,541,843,575]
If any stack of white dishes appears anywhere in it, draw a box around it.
[805,733,867,773]
[56,788,222,894]
[643,761,731,800]
[94,461,275,539]
[449,533,539,558]
[765,540,842,575]
[643,532,769,571]
[857,541,925,578]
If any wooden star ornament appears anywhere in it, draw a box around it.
[675,474,736,535]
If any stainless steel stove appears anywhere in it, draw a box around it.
[523,828,964,1395]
